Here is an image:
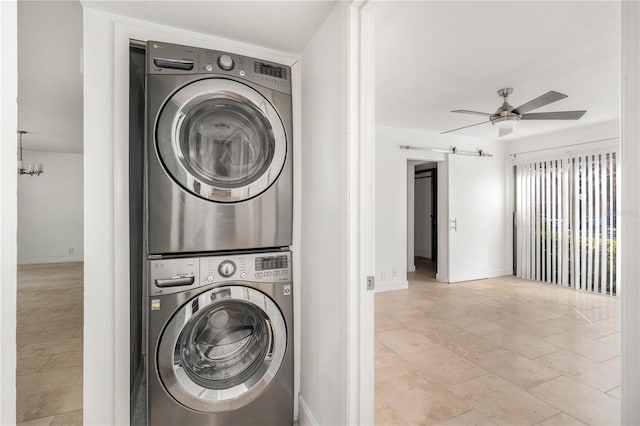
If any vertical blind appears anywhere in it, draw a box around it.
[514,150,618,296]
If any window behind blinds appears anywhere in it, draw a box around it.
[514,150,618,296]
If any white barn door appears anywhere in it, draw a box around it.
[447,154,493,283]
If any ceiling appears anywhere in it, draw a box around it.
[18,1,336,154]
[82,1,336,53]
[374,1,621,141]
[18,1,83,153]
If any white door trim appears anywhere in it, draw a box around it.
[348,1,376,424]
[0,2,18,424]
[621,2,640,424]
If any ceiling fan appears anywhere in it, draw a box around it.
[442,88,587,137]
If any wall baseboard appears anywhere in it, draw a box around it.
[375,280,408,293]
[407,264,416,272]
[435,269,512,284]
[487,269,513,278]
[298,395,319,426]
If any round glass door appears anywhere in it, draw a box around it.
[156,78,287,203]
[157,286,287,412]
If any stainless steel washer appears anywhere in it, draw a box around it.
[146,41,293,254]
[147,251,293,426]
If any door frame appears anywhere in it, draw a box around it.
[353,3,640,425]
[408,162,438,275]
[347,2,375,424]
[0,2,18,424]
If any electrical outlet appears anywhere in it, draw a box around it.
[381,271,387,281]
[68,248,75,255]
[392,268,398,278]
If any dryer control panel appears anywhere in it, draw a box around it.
[147,40,292,95]
[149,251,291,296]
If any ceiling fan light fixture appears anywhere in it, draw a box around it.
[491,116,519,129]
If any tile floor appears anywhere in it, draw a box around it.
[375,258,620,426]
[16,262,83,426]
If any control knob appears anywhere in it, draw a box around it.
[218,55,234,71]
[218,260,236,278]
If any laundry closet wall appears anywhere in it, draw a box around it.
[299,3,351,424]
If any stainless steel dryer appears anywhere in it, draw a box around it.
[147,250,293,426]
[146,41,293,255]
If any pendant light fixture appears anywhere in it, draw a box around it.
[17,130,44,176]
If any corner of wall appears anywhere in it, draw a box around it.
[435,272,448,283]
[298,394,320,426]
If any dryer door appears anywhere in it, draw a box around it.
[157,285,287,412]
[155,78,287,203]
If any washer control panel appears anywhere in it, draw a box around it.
[150,251,291,296]
[200,251,290,285]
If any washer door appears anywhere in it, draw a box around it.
[157,285,287,412]
[156,78,287,203]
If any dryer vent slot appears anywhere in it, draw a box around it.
[153,58,194,71]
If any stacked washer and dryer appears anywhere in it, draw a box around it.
[143,41,293,426]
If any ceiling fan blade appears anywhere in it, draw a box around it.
[499,127,513,137]
[520,111,587,120]
[441,121,490,134]
[513,91,568,114]
[451,109,493,117]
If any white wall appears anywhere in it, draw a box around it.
[415,174,432,259]
[0,1,18,424]
[506,119,620,156]
[299,3,349,425]
[375,124,510,287]
[17,150,83,264]
[375,128,442,291]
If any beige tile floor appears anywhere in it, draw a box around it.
[16,262,83,426]
[375,258,620,426]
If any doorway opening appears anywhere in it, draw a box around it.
[15,1,84,424]
[369,1,622,425]
[408,161,437,282]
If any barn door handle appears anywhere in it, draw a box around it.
[450,219,457,231]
